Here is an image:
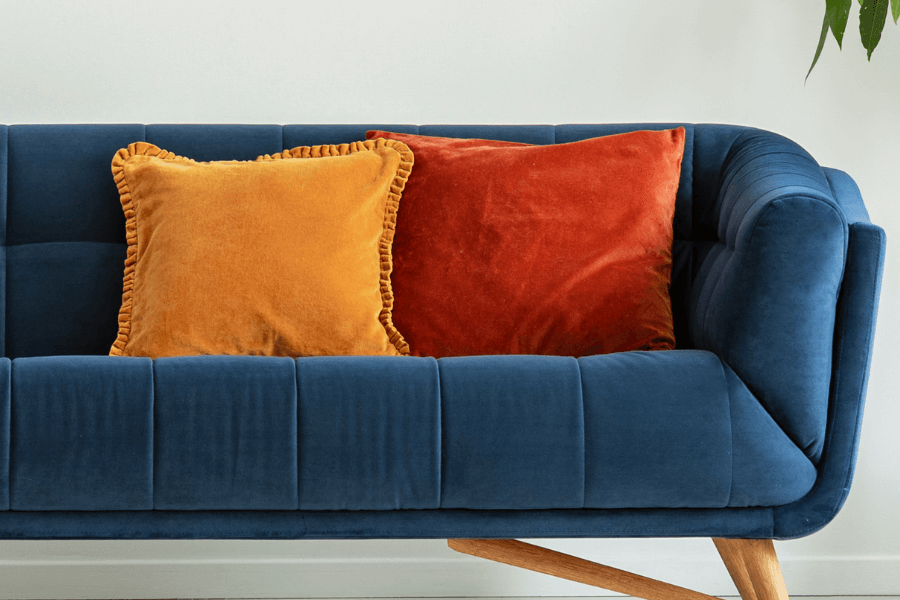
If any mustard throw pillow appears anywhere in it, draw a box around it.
[108,139,413,358]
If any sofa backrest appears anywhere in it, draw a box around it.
[0,123,751,358]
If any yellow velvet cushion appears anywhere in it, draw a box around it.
[108,139,413,358]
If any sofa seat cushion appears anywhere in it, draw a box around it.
[0,352,816,512]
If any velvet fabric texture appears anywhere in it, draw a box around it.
[687,129,847,463]
[0,352,815,513]
[108,140,412,358]
[0,124,885,542]
[10,356,153,510]
[153,356,299,510]
[366,129,685,357]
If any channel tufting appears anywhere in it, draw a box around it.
[0,124,882,542]
[0,352,815,515]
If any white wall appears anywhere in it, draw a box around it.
[0,1,898,597]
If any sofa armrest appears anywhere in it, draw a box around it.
[823,166,872,225]
[774,218,885,538]
[689,129,849,464]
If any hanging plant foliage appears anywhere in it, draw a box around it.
[807,0,898,81]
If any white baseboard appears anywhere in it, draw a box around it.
[0,553,897,599]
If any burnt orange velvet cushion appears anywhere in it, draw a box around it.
[366,129,685,358]
[109,139,412,358]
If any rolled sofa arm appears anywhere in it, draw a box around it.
[688,129,849,465]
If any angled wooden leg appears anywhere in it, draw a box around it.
[713,538,759,600]
[713,538,789,600]
[448,539,719,600]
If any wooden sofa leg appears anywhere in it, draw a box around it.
[713,538,789,600]
[448,539,719,600]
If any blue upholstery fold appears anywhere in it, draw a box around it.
[9,356,153,510]
[283,125,420,149]
[0,245,5,359]
[145,124,282,162]
[0,359,9,510]
[580,351,732,508]
[153,356,298,510]
[725,364,817,506]
[296,356,440,510]
[439,355,584,509]
[6,242,126,358]
[6,125,145,246]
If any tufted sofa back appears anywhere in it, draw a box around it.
[0,123,842,362]
[0,123,750,359]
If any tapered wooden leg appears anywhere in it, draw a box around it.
[713,538,789,600]
[448,539,719,600]
[713,538,759,600]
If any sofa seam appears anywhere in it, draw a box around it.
[3,240,128,249]
[433,357,442,511]
[688,123,695,240]
[4,360,12,510]
[437,359,446,509]
[577,358,586,509]
[151,360,157,510]
[716,357,734,508]
[293,357,300,510]
[698,245,734,352]
[3,127,8,358]
[147,360,154,511]
[0,530,769,539]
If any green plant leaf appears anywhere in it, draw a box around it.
[808,0,852,81]
[892,0,900,23]
[807,9,832,81]
[860,0,889,59]
[829,0,853,47]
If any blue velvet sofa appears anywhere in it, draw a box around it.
[0,123,885,599]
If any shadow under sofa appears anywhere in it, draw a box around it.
[0,123,886,600]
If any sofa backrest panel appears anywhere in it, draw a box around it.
[0,123,752,359]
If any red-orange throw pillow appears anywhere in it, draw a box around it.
[366,129,685,358]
